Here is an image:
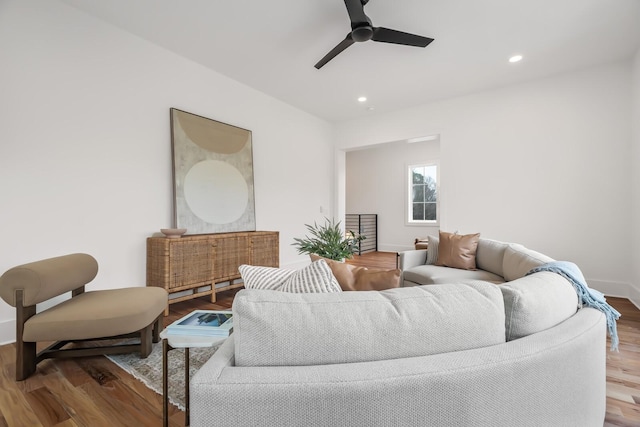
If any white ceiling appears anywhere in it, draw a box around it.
[60,0,640,123]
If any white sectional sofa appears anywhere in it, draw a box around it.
[399,237,554,287]
[190,238,606,427]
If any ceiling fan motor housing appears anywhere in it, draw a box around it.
[352,25,373,42]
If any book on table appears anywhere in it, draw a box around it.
[166,310,233,337]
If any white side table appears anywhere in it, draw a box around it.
[160,329,226,427]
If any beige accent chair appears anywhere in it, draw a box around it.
[0,253,167,380]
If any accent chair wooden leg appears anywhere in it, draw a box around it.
[16,341,36,381]
[15,292,37,381]
[140,323,153,358]
[153,314,162,343]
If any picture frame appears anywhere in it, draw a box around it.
[170,108,256,234]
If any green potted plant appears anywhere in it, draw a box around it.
[292,218,365,261]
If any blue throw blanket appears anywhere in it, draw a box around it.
[526,261,621,351]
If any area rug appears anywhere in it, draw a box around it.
[106,342,220,411]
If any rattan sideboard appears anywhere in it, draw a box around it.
[147,231,279,315]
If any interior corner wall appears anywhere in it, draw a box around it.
[631,49,640,307]
[335,61,633,297]
[0,0,334,344]
[346,141,440,252]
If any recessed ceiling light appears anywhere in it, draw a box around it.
[357,96,367,103]
[509,55,523,63]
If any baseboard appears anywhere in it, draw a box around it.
[589,279,640,309]
[0,318,15,346]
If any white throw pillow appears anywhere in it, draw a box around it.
[280,259,342,293]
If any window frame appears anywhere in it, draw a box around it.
[406,161,439,226]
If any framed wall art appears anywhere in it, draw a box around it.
[170,108,256,234]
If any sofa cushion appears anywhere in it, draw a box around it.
[23,287,167,342]
[499,271,578,340]
[310,254,400,291]
[403,264,505,286]
[436,232,480,270]
[232,282,506,367]
[475,238,509,277]
[502,244,554,281]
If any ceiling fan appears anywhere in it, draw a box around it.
[315,0,434,69]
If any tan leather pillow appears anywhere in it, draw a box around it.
[309,254,358,288]
[435,231,480,270]
[309,254,400,291]
[352,268,401,291]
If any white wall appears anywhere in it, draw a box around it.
[346,140,440,252]
[0,0,334,343]
[631,49,640,306]
[336,62,634,298]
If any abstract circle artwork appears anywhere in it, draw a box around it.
[170,108,255,233]
[184,160,249,224]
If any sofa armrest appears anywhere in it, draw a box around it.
[397,250,427,270]
[193,335,235,381]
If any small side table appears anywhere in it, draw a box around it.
[160,330,226,427]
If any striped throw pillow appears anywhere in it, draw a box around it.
[239,260,341,293]
[280,259,342,293]
[239,264,293,291]
[426,235,439,264]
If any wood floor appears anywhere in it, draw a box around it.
[0,251,638,426]
[0,291,240,427]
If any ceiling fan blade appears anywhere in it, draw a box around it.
[315,34,355,69]
[372,27,434,47]
[343,0,371,26]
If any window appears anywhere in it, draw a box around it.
[408,163,438,224]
